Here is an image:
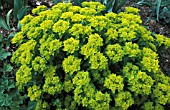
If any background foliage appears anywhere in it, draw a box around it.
[137,0,170,24]
[0,0,28,31]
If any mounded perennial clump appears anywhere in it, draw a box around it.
[11,2,170,110]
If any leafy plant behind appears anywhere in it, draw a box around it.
[0,24,24,109]
[0,0,28,21]
[159,5,170,24]
[0,34,11,63]
[13,0,28,21]
[0,9,12,30]
[0,0,35,109]
[0,33,36,110]
[0,0,28,30]
[137,0,170,24]
[0,75,21,110]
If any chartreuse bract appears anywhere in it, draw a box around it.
[11,2,170,110]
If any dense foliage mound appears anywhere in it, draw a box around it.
[11,2,170,110]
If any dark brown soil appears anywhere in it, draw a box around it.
[140,6,170,38]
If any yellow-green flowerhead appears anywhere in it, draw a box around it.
[63,37,79,54]
[53,20,70,37]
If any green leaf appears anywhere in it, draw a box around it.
[0,17,10,30]
[0,74,15,90]
[2,63,13,72]
[156,0,161,21]
[10,102,20,110]
[26,101,36,110]
[161,0,170,7]
[8,32,16,40]
[0,34,3,42]
[100,0,104,4]
[0,44,3,48]
[0,76,8,89]
[164,17,170,23]
[0,48,11,60]
[7,79,15,91]
[17,6,27,21]
[73,0,82,6]
[6,9,13,29]
[117,0,127,12]
[17,22,21,30]
[106,0,114,12]
[0,93,12,106]
[0,106,8,110]
[0,87,5,93]
[136,0,152,7]
[112,0,118,12]
[14,0,24,20]
[52,0,61,4]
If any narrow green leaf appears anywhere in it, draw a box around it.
[106,0,114,12]
[8,32,16,40]
[103,0,107,4]
[0,17,10,30]
[117,0,127,12]
[156,0,161,21]
[17,6,27,21]
[112,0,118,12]
[0,34,3,42]
[6,9,13,29]
[136,0,152,7]
[14,0,24,20]
[17,22,21,30]
[144,16,152,24]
